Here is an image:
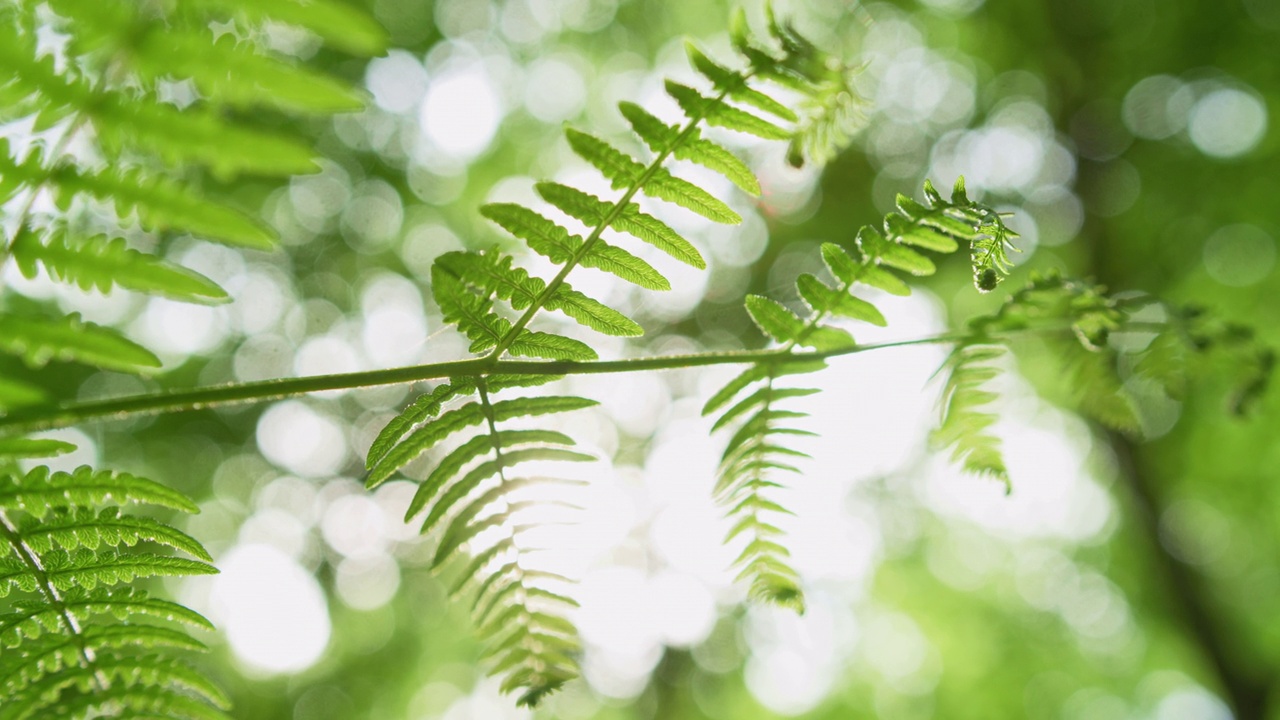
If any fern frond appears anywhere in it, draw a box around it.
[0,460,223,720]
[705,369,813,611]
[12,508,211,561]
[368,379,594,706]
[371,7,868,705]
[0,587,212,646]
[684,42,798,122]
[0,0,380,392]
[931,343,1010,488]
[665,82,791,141]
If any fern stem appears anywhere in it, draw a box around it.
[0,321,1154,433]
[0,509,109,690]
[486,83,744,359]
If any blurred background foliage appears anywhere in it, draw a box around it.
[6,0,1278,718]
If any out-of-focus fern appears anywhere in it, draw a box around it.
[0,443,222,720]
[705,177,1016,608]
[0,1,384,716]
[0,0,383,375]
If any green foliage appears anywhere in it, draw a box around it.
[0,0,382,716]
[365,376,593,705]
[0,1,1274,715]
[706,177,1014,607]
[0,460,221,720]
[932,343,1010,487]
[0,0,379,375]
[367,5,875,704]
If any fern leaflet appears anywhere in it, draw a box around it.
[0,459,223,720]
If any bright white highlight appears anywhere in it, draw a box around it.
[420,64,502,159]
[256,401,350,477]
[366,50,429,114]
[210,544,331,674]
[1188,87,1267,158]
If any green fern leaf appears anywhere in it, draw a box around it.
[436,251,545,310]
[546,288,643,337]
[14,508,211,561]
[0,550,216,597]
[93,94,317,178]
[366,380,478,471]
[744,295,806,343]
[711,387,819,433]
[857,226,936,276]
[820,242,911,296]
[430,266,510,354]
[0,466,200,517]
[643,167,742,224]
[795,273,886,326]
[25,158,276,249]
[0,588,212,647]
[707,372,812,612]
[534,182,707,268]
[561,132,743,224]
[134,31,364,113]
[480,203,670,291]
[0,313,159,374]
[366,403,489,488]
[0,438,75,460]
[932,343,1010,488]
[11,226,228,303]
[0,624,206,697]
[507,330,598,361]
[684,42,797,121]
[22,683,232,720]
[618,102,760,195]
[405,429,575,520]
[665,82,791,140]
[564,129,647,189]
[611,204,708,268]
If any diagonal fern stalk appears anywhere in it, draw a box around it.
[0,444,224,720]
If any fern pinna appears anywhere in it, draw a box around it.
[0,0,382,716]
[0,441,222,719]
[364,7,862,705]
